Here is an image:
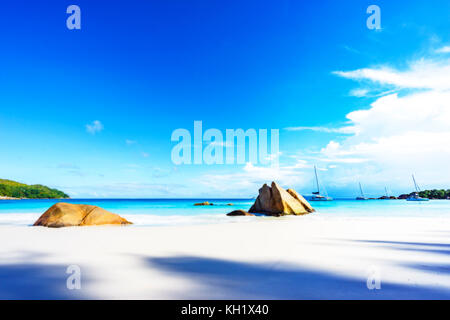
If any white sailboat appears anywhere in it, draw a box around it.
[310,166,333,201]
[356,182,368,200]
[407,175,429,202]
[380,187,390,200]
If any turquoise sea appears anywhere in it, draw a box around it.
[1,198,450,226]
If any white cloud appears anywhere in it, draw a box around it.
[195,55,450,195]
[197,160,311,196]
[342,45,361,55]
[324,57,450,189]
[125,139,137,145]
[349,88,370,97]
[60,182,189,198]
[285,126,356,134]
[334,58,450,91]
[436,46,450,54]
[86,120,104,134]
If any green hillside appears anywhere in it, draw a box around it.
[0,179,69,199]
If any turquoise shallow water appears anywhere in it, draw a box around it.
[0,198,450,226]
[0,199,254,215]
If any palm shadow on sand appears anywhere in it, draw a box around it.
[146,255,450,300]
[0,263,90,299]
[355,240,450,276]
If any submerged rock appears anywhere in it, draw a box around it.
[33,202,132,228]
[249,182,315,216]
[194,202,213,206]
[227,210,255,217]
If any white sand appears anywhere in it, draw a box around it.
[1,216,450,299]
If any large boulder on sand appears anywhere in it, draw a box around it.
[33,202,132,228]
[249,182,315,216]
[285,188,315,213]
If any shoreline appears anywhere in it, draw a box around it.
[1,196,448,201]
[0,196,22,200]
[0,197,71,200]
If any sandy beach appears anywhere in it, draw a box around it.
[1,215,450,299]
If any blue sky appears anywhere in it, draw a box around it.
[1,0,450,198]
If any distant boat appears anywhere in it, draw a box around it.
[379,187,391,200]
[407,175,429,202]
[356,182,368,200]
[310,166,333,201]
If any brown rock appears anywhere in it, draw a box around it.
[286,189,315,213]
[249,182,315,216]
[194,202,213,206]
[227,210,255,217]
[33,202,132,228]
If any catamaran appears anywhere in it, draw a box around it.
[356,182,368,200]
[407,175,429,202]
[310,166,333,201]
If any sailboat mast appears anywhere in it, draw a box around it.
[385,187,389,198]
[359,182,365,198]
[412,175,420,192]
[314,166,320,194]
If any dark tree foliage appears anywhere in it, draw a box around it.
[418,189,450,200]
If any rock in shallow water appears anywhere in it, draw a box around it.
[194,202,213,206]
[249,182,315,216]
[33,202,132,228]
[227,210,255,216]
